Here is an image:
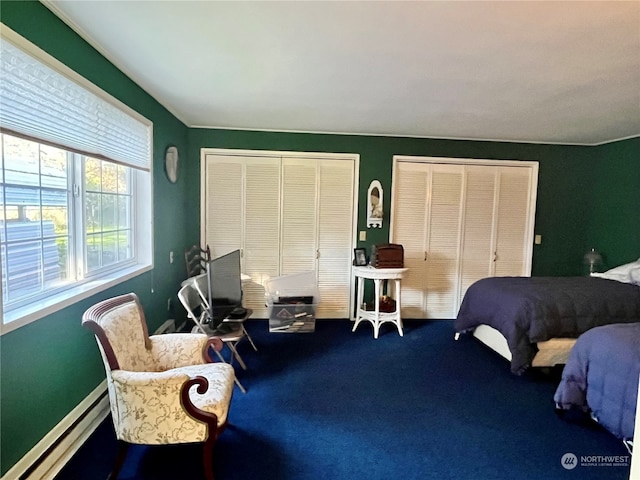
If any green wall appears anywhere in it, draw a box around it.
[1,1,638,476]
[0,2,192,474]
[588,137,640,269]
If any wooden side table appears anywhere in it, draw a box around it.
[352,266,408,339]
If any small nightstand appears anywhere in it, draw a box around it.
[352,266,408,339]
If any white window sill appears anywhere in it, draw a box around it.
[0,263,152,335]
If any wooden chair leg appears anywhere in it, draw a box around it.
[202,434,217,480]
[181,377,225,480]
[107,440,128,480]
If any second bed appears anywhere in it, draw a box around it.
[454,275,640,374]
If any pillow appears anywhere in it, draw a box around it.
[591,258,640,284]
[591,271,632,283]
[603,258,640,276]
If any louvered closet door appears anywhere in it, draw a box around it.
[392,163,464,319]
[204,155,243,258]
[458,165,497,305]
[280,158,318,274]
[316,159,355,318]
[493,167,532,277]
[204,155,281,317]
[204,151,357,319]
[425,165,464,318]
[242,159,281,315]
[392,162,429,317]
[392,157,536,319]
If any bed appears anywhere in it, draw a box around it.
[454,260,640,374]
[553,322,640,446]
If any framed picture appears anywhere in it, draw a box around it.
[354,248,368,266]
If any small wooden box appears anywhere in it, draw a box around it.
[370,243,404,268]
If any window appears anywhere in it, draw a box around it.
[0,27,152,333]
[84,157,134,274]
[1,136,71,307]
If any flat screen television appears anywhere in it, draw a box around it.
[206,249,243,331]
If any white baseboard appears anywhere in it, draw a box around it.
[2,381,109,480]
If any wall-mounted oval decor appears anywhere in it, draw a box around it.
[165,145,179,183]
[367,180,383,228]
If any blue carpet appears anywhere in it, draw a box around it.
[56,320,631,480]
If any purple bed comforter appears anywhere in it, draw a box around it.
[553,323,640,440]
[454,276,640,374]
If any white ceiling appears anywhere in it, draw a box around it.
[44,1,640,145]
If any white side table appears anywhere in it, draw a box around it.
[352,266,408,339]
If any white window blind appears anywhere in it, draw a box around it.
[0,28,153,335]
[0,32,151,171]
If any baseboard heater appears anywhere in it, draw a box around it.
[2,381,110,480]
[3,320,176,480]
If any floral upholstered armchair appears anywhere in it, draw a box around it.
[82,293,235,480]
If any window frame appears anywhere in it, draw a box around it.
[0,27,153,335]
